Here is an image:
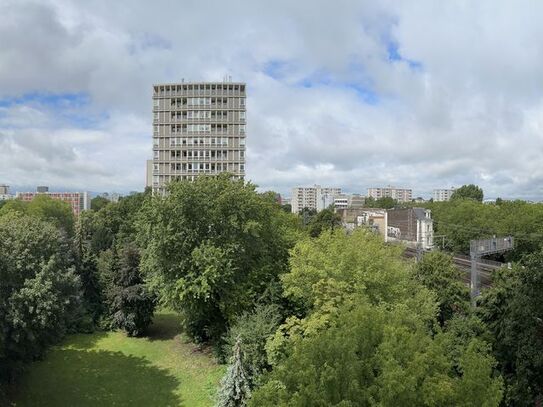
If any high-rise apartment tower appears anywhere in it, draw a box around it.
[150,81,246,194]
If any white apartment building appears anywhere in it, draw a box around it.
[291,185,342,213]
[333,194,365,210]
[367,186,412,203]
[433,188,456,202]
[150,81,246,194]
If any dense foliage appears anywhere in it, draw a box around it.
[423,199,543,260]
[0,195,75,235]
[3,176,541,406]
[451,184,484,202]
[364,196,398,208]
[137,175,300,343]
[100,245,156,336]
[306,207,342,237]
[0,213,81,392]
[250,230,503,406]
[479,251,543,406]
[414,251,470,325]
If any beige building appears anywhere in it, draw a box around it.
[291,185,342,213]
[367,186,412,203]
[150,81,246,194]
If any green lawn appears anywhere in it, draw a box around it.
[10,312,225,407]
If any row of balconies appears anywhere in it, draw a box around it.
[154,90,246,97]
[166,118,246,124]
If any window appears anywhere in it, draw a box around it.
[239,125,246,135]
[240,111,245,120]
[153,99,159,107]
[240,138,246,146]
[240,98,245,107]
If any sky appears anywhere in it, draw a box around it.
[1,0,543,199]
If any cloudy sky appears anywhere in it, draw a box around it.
[1,0,542,199]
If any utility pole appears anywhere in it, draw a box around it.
[469,236,514,306]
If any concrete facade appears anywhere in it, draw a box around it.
[368,186,412,202]
[16,189,91,216]
[151,81,246,195]
[291,185,342,213]
[433,188,455,202]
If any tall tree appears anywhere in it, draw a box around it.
[137,175,299,343]
[0,213,81,386]
[451,184,484,202]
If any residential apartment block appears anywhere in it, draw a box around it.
[16,188,90,216]
[150,81,246,194]
[433,188,455,202]
[333,194,365,210]
[367,186,412,203]
[0,184,13,201]
[291,185,342,213]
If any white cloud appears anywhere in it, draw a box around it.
[0,0,543,199]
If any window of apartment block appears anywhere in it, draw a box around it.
[240,111,245,120]
[240,138,246,146]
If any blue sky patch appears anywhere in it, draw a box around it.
[387,41,423,70]
[0,91,108,129]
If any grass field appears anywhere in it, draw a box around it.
[10,312,225,407]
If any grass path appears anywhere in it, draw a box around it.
[11,312,225,407]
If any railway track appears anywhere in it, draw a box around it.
[403,247,505,288]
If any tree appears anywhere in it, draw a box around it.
[91,196,110,211]
[280,203,292,213]
[375,196,397,209]
[479,252,543,406]
[100,245,155,336]
[222,304,282,385]
[0,195,74,235]
[306,208,341,237]
[73,215,103,326]
[254,229,503,406]
[414,251,470,325]
[451,184,484,202]
[299,207,317,226]
[0,213,81,386]
[217,337,252,407]
[251,302,503,406]
[137,175,298,343]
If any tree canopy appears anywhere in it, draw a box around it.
[137,175,300,343]
[251,229,503,406]
[451,184,484,202]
